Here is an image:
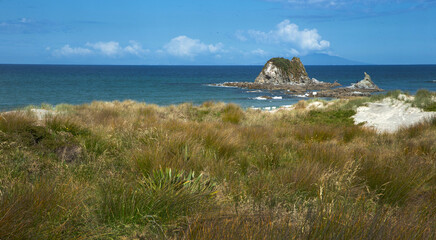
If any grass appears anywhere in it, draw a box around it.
[413,89,436,111]
[0,91,435,239]
[305,109,356,126]
[98,168,216,229]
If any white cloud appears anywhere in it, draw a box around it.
[86,41,120,56]
[242,20,330,54]
[19,18,31,23]
[270,0,344,8]
[235,31,248,41]
[289,48,300,56]
[53,45,92,56]
[251,48,268,56]
[52,41,148,57]
[164,36,223,57]
[124,40,148,56]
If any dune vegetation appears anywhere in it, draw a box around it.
[0,90,435,239]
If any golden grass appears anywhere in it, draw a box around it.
[0,95,435,239]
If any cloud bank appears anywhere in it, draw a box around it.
[54,45,92,56]
[240,20,330,55]
[53,37,224,60]
[163,36,223,57]
[53,41,148,57]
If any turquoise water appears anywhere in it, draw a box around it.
[1,64,436,111]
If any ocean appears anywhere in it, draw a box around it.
[1,64,436,111]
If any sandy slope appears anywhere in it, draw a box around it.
[352,98,436,133]
[1,109,55,121]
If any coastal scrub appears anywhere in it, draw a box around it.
[0,92,435,239]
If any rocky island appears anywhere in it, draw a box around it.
[215,57,383,98]
[255,57,321,85]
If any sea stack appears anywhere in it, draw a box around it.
[255,57,312,85]
[350,72,380,89]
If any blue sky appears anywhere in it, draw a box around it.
[0,0,435,65]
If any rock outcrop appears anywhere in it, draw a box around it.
[312,72,383,98]
[213,56,340,92]
[212,57,386,98]
[255,57,312,85]
[350,72,380,89]
[216,81,340,93]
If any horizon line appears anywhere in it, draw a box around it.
[1,63,436,66]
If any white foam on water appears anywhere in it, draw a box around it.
[272,96,282,100]
[206,84,238,88]
[296,94,309,98]
[254,96,268,100]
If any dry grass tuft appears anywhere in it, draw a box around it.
[1,92,435,239]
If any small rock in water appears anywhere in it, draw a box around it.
[350,72,380,89]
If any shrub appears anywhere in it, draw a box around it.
[0,179,87,239]
[413,89,436,111]
[46,117,90,136]
[221,104,244,124]
[0,113,55,147]
[270,57,292,73]
[0,113,35,134]
[98,168,216,226]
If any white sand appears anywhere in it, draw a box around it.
[266,101,333,113]
[1,108,56,121]
[29,109,55,120]
[352,98,436,133]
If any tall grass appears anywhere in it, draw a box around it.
[98,168,216,228]
[0,178,90,239]
[413,89,436,111]
[0,96,435,239]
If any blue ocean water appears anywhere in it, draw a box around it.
[1,64,436,111]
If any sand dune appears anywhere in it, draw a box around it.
[352,98,436,133]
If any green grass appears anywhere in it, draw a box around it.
[0,95,435,239]
[305,109,356,126]
[270,57,292,73]
[413,89,436,111]
[221,103,244,124]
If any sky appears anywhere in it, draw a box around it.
[0,0,435,65]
